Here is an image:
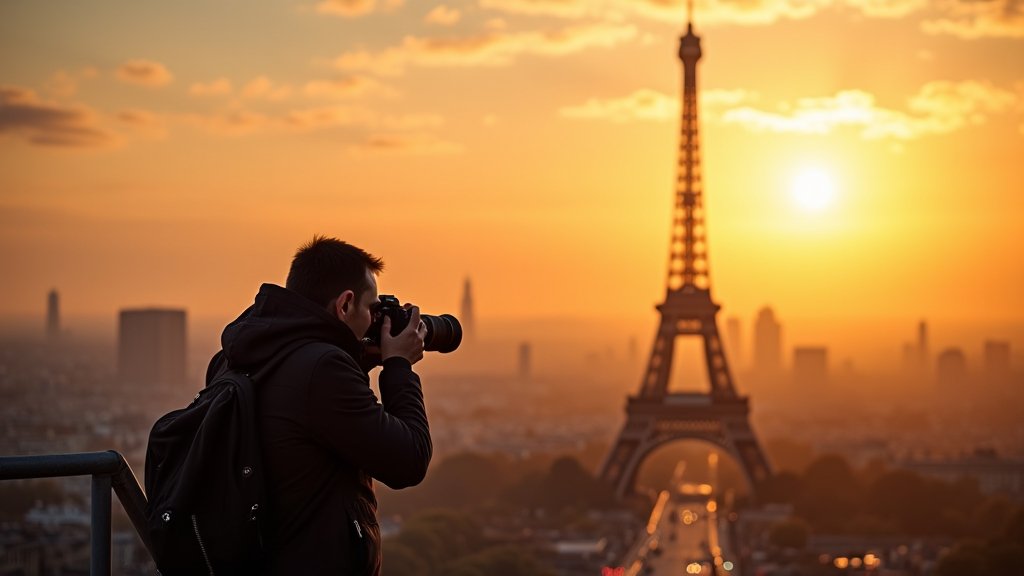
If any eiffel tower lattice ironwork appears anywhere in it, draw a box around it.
[599,12,771,499]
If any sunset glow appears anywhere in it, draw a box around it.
[0,0,1021,343]
[790,167,837,214]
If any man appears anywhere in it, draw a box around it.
[207,235,431,575]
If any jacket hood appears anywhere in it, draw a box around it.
[220,283,363,372]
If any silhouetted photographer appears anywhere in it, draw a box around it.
[147,236,460,576]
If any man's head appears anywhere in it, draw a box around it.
[286,235,384,339]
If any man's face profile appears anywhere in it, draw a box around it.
[336,269,378,339]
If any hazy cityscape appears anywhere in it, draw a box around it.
[3,0,1024,574]
[1,279,1022,574]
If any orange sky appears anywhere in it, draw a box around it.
[2,0,1022,340]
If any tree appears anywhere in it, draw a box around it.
[440,546,555,576]
[402,509,482,559]
[508,456,615,514]
[768,518,810,550]
[423,452,510,509]
[866,469,933,534]
[393,524,446,571]
[795,454,863,532]
[755,472,802,505]
[381,541,429,576]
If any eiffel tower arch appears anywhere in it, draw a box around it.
[599,12,771,499]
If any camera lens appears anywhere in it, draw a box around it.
[422,314,462,353]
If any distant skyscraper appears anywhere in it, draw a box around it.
[118,308,187,388]
[725,315,743,369]
[518,342,531,380]
[46,289,60,341]
[983,340,1011,383]
[753,307,782,376]
[901,320,930,376]
[918,320,929,368]
[936,348,967,388]
[460,277,475,341]
[793,346,828,387]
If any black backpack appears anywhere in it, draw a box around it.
[144,345,305,575]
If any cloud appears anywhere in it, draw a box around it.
[189,75,392,101]
[333,22,637,75]
[115,108,167,139]
[483,0,930,24]
[923,0,1024,39]
[719,81,1019,140]
[315,0,403,17]
[350,132,463,155]
[181,105,368,135]
[703,88,756,107]
[425,5,461,25]
[181,109,276,136]
[625,0,834,25]
[0,86,113,148]
[182,104,446,137]
[44,68,98,100]
[182,105,460,155]
[562,89,677,122]
[480,0,589,18]
[281,105,375,130]
[116,59,174,87]
[303,76,398,99]
[380,114,445,129]
[477,0,827,23]
[189,78,233,97]
[474,0,1020,32]
[560,88,756,122]
[241,76,293,101]
[843,0,926,18]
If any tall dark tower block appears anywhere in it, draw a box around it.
[599,13,771,498]
[46,289,60,341]
[460,277,476,341]
[918,320,929,369]
[754,306,782,377]
[118,308,187,388]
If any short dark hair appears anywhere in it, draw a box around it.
[285,235,384,308]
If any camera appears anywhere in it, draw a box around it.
[363,295,462,354]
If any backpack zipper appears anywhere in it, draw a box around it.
[191,514,216,576]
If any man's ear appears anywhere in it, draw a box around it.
[334,290,355,319]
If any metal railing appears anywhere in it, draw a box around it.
[0,451,153,576]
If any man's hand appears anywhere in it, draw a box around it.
[381,304,426,365]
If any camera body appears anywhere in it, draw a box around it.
[363,295,462,355]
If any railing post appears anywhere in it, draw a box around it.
[91,474,112,576]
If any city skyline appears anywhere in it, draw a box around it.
[12,286,1024,378]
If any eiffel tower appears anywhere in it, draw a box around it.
[599,9,771,499]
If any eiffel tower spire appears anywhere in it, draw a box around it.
[670,1,708,293]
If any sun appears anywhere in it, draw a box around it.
[790,167,838,214]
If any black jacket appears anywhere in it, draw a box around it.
[209,283,431,575]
